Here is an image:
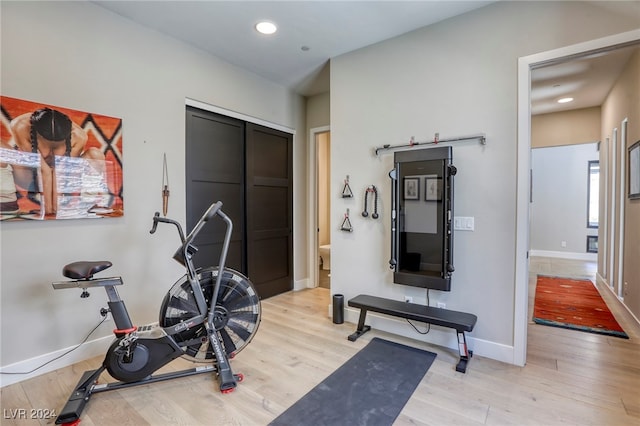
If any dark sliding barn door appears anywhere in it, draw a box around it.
[185,107,293,299]
[185,107,245,272]
[246,123,293,299]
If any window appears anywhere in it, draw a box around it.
[587,160,599,228]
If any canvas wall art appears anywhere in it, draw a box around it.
[0,96,123,220]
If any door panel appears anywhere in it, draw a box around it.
[253,186,288,230]
[189,180,244,270]
[186,107,245,272]
[246,124,293,298]
[252,238,290,282]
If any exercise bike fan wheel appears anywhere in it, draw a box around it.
[159,267,261,362]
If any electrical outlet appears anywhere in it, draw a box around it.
[561,241,567,248]
[437,302,446,309]
[404,296,413,303]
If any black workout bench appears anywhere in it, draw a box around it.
[347,294,478,373]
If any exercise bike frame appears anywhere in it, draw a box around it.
[52,202,247,425]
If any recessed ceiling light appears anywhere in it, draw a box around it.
[557,97,574,104]
[255,21,277,35]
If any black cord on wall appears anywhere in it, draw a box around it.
[0,316,107,375]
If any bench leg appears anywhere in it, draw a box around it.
[455,331,473,373]
[347,309,371,341]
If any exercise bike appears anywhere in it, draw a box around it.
[52,201,261,425]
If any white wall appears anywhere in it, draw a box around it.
[600,48,640,317]
[330,1,638,363]
[530,143,599,257]
[531,107,601,148]
[0,1,304,385]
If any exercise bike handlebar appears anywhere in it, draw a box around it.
[150,201,223,240]
[150,214,185,241]
[149,201,227,272]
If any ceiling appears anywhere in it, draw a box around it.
[531,43,639,115]
[92,0,495,95]
[93,1,638,113]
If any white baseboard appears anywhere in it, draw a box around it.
[293,277,309,291]
[597,273,640,327]
[530,250,597,261]
[0,336,112,388]
[343,307,515,366]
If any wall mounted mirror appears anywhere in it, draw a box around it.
[389,146,455,291]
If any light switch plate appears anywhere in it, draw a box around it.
[454,216,474,231]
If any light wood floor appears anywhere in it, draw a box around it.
[2,256,639,425]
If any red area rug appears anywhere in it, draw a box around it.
[533,275,628,338]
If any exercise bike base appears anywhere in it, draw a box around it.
[55,364,236,425]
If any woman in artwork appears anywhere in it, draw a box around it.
[3,108,105,215]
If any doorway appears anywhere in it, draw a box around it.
[515,29,640,366]
[317,131,331,289]
[309,126,331,289]
[529,142,600,263]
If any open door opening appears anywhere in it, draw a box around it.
[317,130,331,289]
[516,30,640,366]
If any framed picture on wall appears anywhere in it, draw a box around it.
[629,140,640,199]
[425,177,442,201]
[403,177,419,200]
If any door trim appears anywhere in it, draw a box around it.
[185,98,295,135]
[609,128,618,290]
[618,118,627,299]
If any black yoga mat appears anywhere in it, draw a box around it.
[270,337,437,426]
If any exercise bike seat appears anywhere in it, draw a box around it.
[63,261,113,280]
